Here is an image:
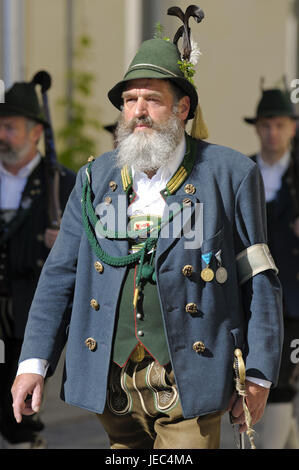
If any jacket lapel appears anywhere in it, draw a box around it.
[156,191,202,260]
[91,168,129,258]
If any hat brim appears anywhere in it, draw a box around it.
[244,112,299,125]
[104,123,117,134]
[108,70,198,120]
[243,117,257,125]
[0,103,49,126]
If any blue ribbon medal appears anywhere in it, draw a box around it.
[201,251,214,282]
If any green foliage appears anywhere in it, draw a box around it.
[177,59,196,87]
[154,22,170,41]
[57,35,101,172]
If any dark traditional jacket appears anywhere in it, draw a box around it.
[250,154,299,319]
[20,139,283,418]
[0,157,76,338]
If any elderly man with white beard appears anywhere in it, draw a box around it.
[116,79,186,173]
[0,77,75,448]
[11,8,283,450]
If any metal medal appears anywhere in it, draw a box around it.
[201,267,214,282]
[215,266,228,284]
[201,252,214,282]
[215,249,228,284]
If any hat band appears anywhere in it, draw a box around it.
[127,63,180,78]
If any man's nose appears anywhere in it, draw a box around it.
[134,97,148,118]
[0,127,7,141]
[268,125,278,138]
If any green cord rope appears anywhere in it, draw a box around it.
[81,163,158,267]
[81,134,197,269]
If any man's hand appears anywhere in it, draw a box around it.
[11,374,44,423]
[44,228,59,249]
[228,380,270,433]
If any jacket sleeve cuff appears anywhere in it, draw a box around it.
[246,375,272,388]
[16,358,49,378]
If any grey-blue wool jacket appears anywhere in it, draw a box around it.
[19,137,283,418]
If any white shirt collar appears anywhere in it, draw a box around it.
[257,150,291,171]
[0,152,41,179]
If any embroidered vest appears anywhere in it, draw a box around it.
[111,249,170,367]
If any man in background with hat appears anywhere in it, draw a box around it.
[104,122,118,149]
[0,77,75,448]
[11,7,283,449]
[244,88,299,449]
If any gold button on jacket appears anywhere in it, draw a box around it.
[193,341,205,353]
[185,302,197,314]
[182,197,192,206]
[109,181,118,191]
[184,183,196,195]
[90,299,100,310]
[182,265,193,277]
[94,261,104,273]
[85,337,97,351]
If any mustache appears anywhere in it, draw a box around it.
[124,116,154,132]
[0,140,10,149]
[116,115,168,147]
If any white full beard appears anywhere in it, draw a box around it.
[0,140,32,165]
[115,113,185,173]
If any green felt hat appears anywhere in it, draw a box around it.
[108,38,199,120]
[244,88,298,124]
[0,80,48,126]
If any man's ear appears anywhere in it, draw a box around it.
[177,96,190,122]
[30,124,44,146]
[291,119,297,139]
